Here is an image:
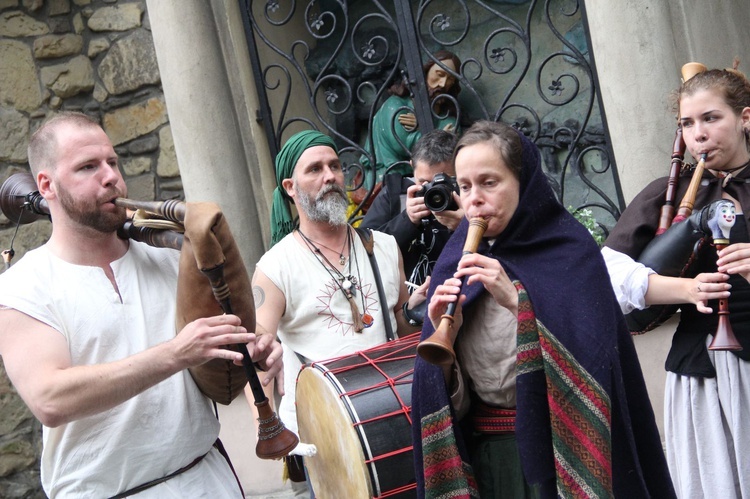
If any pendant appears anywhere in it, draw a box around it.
[362,313,374,328]
[339,255,346,265]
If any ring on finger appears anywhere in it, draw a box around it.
[698,283,702,292]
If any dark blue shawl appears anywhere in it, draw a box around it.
[411,129,675,498]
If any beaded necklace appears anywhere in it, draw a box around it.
[300,233,348,265]
[297,227,373,332]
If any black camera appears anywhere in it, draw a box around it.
[416,173,459,212]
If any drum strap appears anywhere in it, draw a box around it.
[472,402,516,435]
[355,227,395,341]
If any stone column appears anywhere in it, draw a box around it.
[144,0,270,272]
[584,0,750,203]
[584,0,750,442]
[144,2,287,496]
[584,0,679,203]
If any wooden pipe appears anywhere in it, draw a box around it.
[417,217,488,366]
[672,153,707,225]
[657,62,708,233]
[656,127,686,235]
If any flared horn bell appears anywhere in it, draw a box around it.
[0,172,49,224]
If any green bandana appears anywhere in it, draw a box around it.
[271,130,338,246]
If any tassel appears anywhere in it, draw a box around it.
[282,458,289,483]
[346,291,365,332]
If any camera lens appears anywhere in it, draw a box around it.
[424,184,458,212]
[424,187,450,211]
[417,173,459,212]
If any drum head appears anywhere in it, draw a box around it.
[297,367,372,498]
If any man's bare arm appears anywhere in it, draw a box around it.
[250,268,289,395]
[0,308,252,427]
[251,268,287,343]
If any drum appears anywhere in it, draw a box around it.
[296,333,419,498]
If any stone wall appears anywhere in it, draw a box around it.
[0,1,178,496]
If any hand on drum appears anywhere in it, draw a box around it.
[689,272,731,314]
[717,242,750,283]
[454,253,518,315]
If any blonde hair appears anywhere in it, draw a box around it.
[27,112,101,176]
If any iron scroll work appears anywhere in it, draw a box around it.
[239,0,625,233]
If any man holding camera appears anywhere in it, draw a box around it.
[361,130,462,314]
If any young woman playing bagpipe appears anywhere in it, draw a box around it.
[603,61,750,498]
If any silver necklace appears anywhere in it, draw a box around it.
[298,232,348,265]
[297,228,372,331]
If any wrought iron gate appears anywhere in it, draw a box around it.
[238,0,625,234]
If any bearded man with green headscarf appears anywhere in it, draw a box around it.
[252,130,425,497]
[270,129,342,246]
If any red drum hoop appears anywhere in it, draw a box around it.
[296,333,419,498]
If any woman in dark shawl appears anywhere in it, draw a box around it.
[411,120,674,498]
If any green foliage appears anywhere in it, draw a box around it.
[569,206,606,247]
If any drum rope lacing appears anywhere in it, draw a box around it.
[306,333,421,498]
[312,339,415,458]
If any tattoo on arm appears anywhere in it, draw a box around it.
[253,285,265,308]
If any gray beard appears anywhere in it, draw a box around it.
[295,182,349,226]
